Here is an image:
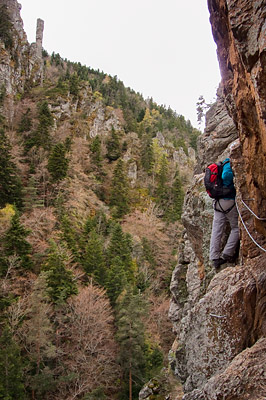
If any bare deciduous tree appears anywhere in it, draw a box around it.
[56,284,121,399]
[145,293,175,359]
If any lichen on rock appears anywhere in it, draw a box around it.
[168,1,266,399]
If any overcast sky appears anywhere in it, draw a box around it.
[19,0,221,128]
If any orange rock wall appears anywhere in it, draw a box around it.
[208,0,266,241]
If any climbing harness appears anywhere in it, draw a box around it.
[235,197,266,252]
[214,199,235,214]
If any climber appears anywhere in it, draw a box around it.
[209,158,240,270]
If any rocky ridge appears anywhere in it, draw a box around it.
[167,1,266,399]
[0,0,44,96]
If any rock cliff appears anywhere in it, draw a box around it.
[0,0,44,95]
[168,1,266,399]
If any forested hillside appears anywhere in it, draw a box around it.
[0,2,199,399]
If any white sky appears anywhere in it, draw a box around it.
[19,0,221,128]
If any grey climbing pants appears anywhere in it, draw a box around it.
[210,198,239,260]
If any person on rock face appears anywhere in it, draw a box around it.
[210,158,240,270]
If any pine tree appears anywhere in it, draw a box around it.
[141,108,153,133]
[0,326,25,399]
[38,100,54,132]
[90,135,102,166]
[82,229,107,286]
[156,154,169,207]
[0,128,22,209]
[64,136,72,152]
[60,214,81,262]
[0,5,14,50]
[106,256,127,306]
[141,237,156,269]
[84,210,109,237]
[3,210,32,270]
[0,85,5,107]
[24,101,53,151]
[110,159,130,218]
[42,241,78,304]
[17,108,32,133]
[116,287,147,400]
[48,143,69,182]
[106,224,133,276]
[106,126,121,161]
[69,73,79,97]
[167,170,184,221]
[189,129,200,151]
[141,134,154,175]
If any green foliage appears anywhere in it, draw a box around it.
[141,134,155,175]
[106,127,121,161]
[60,214,81,262]
[174,137,188,156]
[141,237,156,269]
[37,100,54,132]
[23,274,57,397]
[0,288,11,314]
[51,52,63,67]
[90,135,102,166]
[0,85,6,106]
[84,210,109,237]
[106,256,128,306]
[64,136,72,152]
[69,73,79,97]
[42,48,49,58]
[0,41,199,400]
[137,108,145,123]
[42,241,78,304]
[166,169,184,221]
[29,367,56,399]
[110,159,130,218]
[17,108,32,133]
[189,129,200,151]
[145,345,164,378]
[24,101,53,151]
[135,239,156,292]
[0,5,14,50]
[62,58,196,140]
[156,154,169,205]
[116,287,147,399]
[106,224,133,274]
[0,129,23,209]
[0,326,25,399]
[82,387,106,400]
[45,77,69,99]
[48,142,69,182]
[3,210,32,270]
[82,229,107,286]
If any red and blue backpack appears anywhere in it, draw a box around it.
[204,160,235,199]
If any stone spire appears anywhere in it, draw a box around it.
[36,18,44,59]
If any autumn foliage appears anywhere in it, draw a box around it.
[0,8,197,399]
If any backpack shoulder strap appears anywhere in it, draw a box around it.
[222,159,230,166]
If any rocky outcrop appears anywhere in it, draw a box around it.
[0,0,44,97]
[195,86,238,173]
[182,337,266,400]
[208,0,266,239]
[169,1,266,399]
